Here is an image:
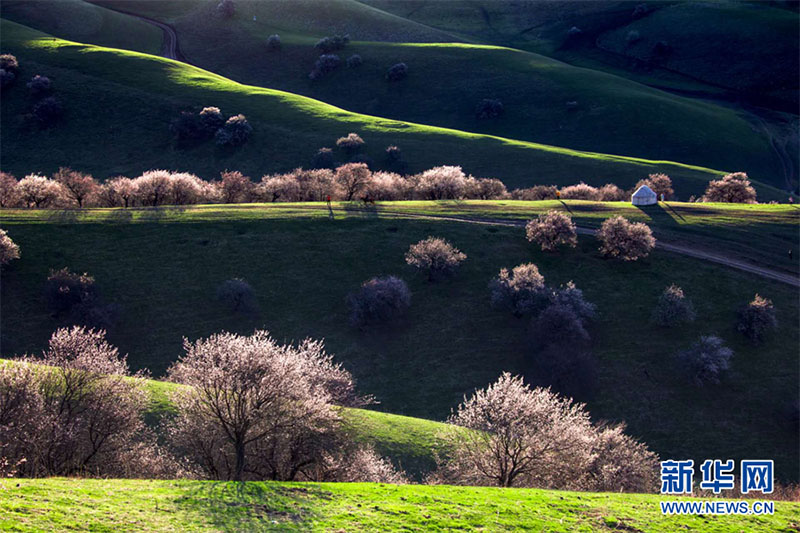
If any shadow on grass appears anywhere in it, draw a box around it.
[342,202,379,218]
[634,203,683,227]
[176,481,326,531]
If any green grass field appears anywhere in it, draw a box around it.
[2,201,797,480]
[2,478,798,532]
[5,0,787,186]
[5,19,779,200]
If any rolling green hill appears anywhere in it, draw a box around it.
[0,19,789,201]
[3,478,799,532]
[5,0,788,186]
[1,201,797,480]
[363,0,799,106]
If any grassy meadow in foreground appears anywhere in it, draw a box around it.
[2,478,799,532]
[1,201,797,480]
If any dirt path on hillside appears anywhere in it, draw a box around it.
[88,2,185,61]
[292,204,800,287]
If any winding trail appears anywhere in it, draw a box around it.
[299,204,800,287]
[89,2,185,61]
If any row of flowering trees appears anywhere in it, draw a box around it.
[0,326,659,491]
[0,167,761,209]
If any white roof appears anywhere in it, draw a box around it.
[632,185,657,198]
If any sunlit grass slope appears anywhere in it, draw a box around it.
[18,0,787,185]
[3,19,773,199]
[1,0,163,55]
[3,478,800,532]
[1,202,797,480]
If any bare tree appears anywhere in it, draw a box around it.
[334,163,371,201]
[439,373,593,488]
[17,174,64,208]
[53,167,99,208]
[597,216,655,261]
[166,331,369,481]
[526,211,578,252]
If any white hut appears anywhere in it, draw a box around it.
[631,185,658,206]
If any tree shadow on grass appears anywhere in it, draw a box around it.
[634,203,683,227]
[341,201,379,219]
[175,481,326,531]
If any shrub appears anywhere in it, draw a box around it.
[309,53,342,79]
[346,54,362,67]
[567,26,582,37]
[385,145,402,161]
[653,40,671,56]
[170,111,206,141]
[0,172,22,207]
[199,106,225,133]
[26,75,52,98]
[0,54,19,73]
[32,96,63,126]
[216,278,258,315]
[0,228,20,266]
[216,0,235,18]
[489,263,548,317]
[267,34,281,51]
[530,302,590,349]
[652,285,696,326]
[736,294,777,343]
[44,267,99,314]
[17,174,64,208]
[525,211,578,252]
[511,185,558,201]
[165,330,373,481]
[632,3,650,18]
[311,147,336,169]
[597,216,655,261]
[315,35,350,53]
[465,177,508,200]
[703,172,757,203]
[677,335,732,385]
[53,167,99,208]
[2,327,173,478]
[97,176,135,208]
[215,114,252,146]
[475,98,504,119]
[0,69,14,90]
[386,62,408,82]
[336,132,365,154]
[405,236,466,281]
[335,162,371,200]
[347,276,411,327]
[551,281,596,322]
[636,173,674,200]
[584,423,659,493]
[559,182,601,201]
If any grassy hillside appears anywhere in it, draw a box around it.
[1,202,797,480]
[363,0,799,106]
[3,478,799,532]
[0,0,163,55]
[1,21,791,201]
[9,0,787,185]
[0,358,449,478]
